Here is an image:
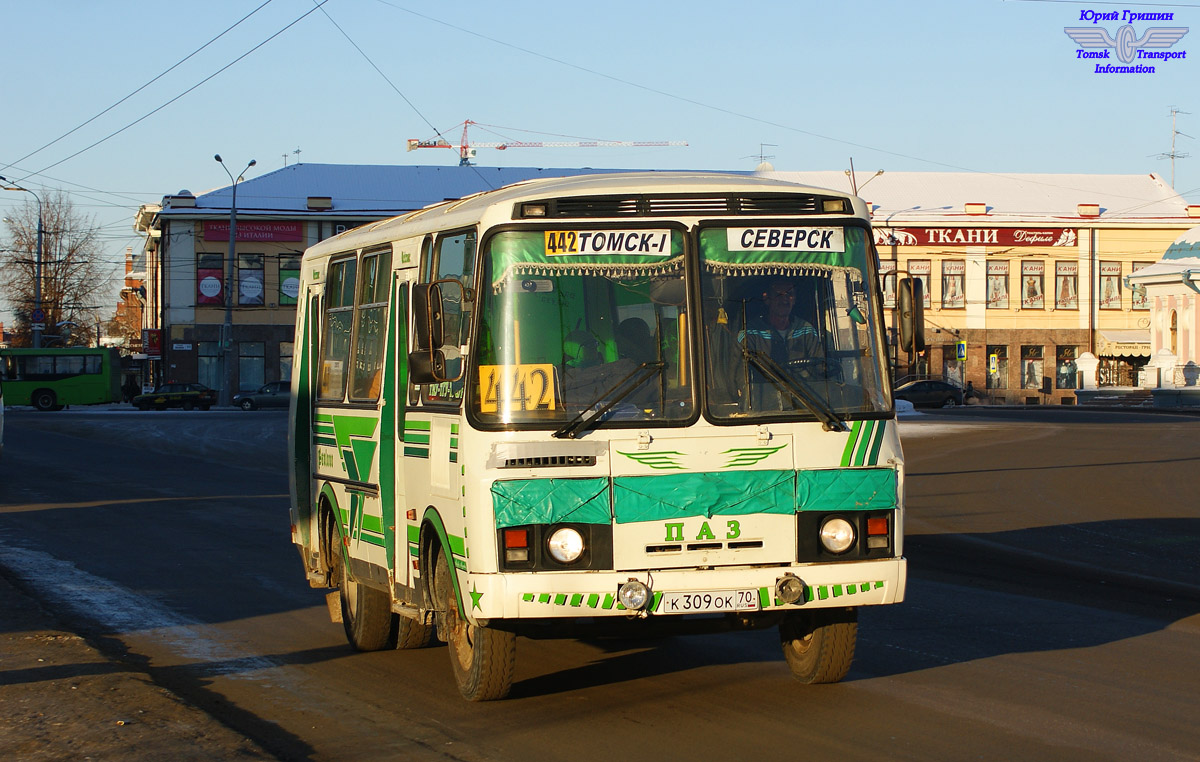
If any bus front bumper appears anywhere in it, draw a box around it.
[459,557,906,622]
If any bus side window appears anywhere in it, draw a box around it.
[349,249,392,401]
[319,256,357,401]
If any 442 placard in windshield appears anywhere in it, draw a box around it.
[478,364,557,413]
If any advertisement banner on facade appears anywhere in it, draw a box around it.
[203,221,303,242]
[874,227,1077,247]
[879,260,896,307]
[942,260,965,308]
[143,329,162,359]
[907,259,931,307]
[197,268,223,305]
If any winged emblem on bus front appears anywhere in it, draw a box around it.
[1064,25,1189,63]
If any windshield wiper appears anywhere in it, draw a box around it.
[742,349,848,432]
[553,361,667,439]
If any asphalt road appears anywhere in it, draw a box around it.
[2,407,1198,761]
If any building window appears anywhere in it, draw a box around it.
[942,260,965,309]
[238,254,264,306]
[350,249,392,401]
[907,260,931,308]
[197,253,224,305]
[1055,261,1078,310]
[1020,261,1044,309]
[1131,262,1153,310]
[1099,261,1121,309]
[1021,345,1044,390]
[198,341,222,391]
[319,256,357,400]
[280,255,301,306]
[986,345,1008,389]
[880,260,896,308]
[279,341,293,381]
[1056,345,1078,389]
[987,261,1009,309]
[239,341,265,391]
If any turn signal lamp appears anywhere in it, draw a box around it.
[504,528,529,563]
[866,516,890,550]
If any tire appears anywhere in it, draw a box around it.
[239,399,255,411]
[330,523,396,651]
[942,396,957,408]
[182,399,195,411]
[779,607,857,684]
[435,546,514,701]
[32,389,57,411]
[395,614,435,650]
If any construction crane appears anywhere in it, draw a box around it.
[407,120,687,166]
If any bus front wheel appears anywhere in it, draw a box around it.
[331,526,396,651]
[435,547,514,701]
[779,607,857,684]
[32,389,57,411]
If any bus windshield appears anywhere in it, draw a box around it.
[698,224,890,421]
[473,228,693,427]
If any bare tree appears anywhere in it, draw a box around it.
[1,190,113,347]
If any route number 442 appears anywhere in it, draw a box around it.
[478,364,557,413]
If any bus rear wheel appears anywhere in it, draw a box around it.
[435,547,514,701]
[32,389,57,411]
[779,607,857,684]
[331,526,396,651]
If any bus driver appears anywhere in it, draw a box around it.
[738,277,827,409]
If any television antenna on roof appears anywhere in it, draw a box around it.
[1152,107,1191,189]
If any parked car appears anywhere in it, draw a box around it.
[233,381,291,411]
[893,379,964,408]
[133,383,216,411]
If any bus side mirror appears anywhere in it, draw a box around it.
[409,280,464,384]
[897,277,927,353]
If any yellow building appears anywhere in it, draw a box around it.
[763,171,1200,404]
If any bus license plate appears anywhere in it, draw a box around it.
[658,589,759,614]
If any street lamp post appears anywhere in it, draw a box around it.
[213,155,256,408]
[0,175,44,348]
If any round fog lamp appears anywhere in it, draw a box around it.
[546,527,585,564]
[819,517,856,554]
[618,580,650,610]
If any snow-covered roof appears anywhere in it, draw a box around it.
[757,170,1191,222]
[1129,224,1200,282]
[158,163,720,218]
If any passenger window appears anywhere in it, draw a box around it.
[350,249,392,401]
[319,256,357,401]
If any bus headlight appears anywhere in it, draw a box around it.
[819,517,856,554]
[546,527,585,564]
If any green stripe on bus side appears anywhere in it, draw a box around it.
[840,421,861,466]
[854,420,875,466]
[404,433,430,445]
[868,420,886,465]
[405,420,431,431]
[404,447,429,459]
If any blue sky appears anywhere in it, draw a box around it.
[2,0,1198,323]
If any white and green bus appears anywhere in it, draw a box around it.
[288,172,908,700]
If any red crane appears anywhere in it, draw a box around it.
[407,120,687,166]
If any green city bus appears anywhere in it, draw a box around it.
[0,347,122,411]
